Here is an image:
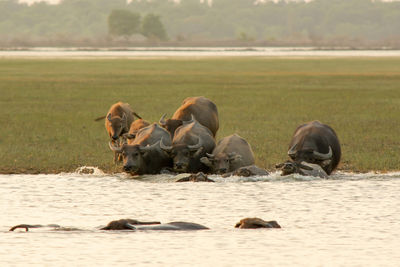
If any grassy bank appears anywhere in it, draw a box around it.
[0,57,399,174]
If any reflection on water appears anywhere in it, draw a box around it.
[1,47,400,57]
[1,170,399,266]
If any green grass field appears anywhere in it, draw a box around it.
[1,57,399,174]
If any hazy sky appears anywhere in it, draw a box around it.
[16,0,400,5]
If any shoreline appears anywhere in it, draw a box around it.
[0,166,396,175]
[1,47,400,58]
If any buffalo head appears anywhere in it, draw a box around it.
[107,113,128,141]
[288,143,333,170]
[200,152,242,174]
[109,141,159,174]
[160,137,203,173]
[159,114,183,138]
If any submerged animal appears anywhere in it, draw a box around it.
[159,96,219,138]
[10,218,280,232]
[175,172,215,182]
[160,117,216,173]
[222,165,269,177]
[200,134,255,174]
[276,161,328,178]
[109,123,172,175]
[100,219,161,230]
[10,219,209,231]
[235,218,281,229]
[287,121,341,175]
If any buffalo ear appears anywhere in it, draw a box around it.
[107,113,112,122]
[200,157,212,167]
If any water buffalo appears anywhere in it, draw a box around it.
[287,121,341,175]
[122,119,151,143]
[10,219,209,231]
[200,134,255,174]
[276,161,328,178]
[100,102,141,162]
[160,118,216,173]
[235,218,281,229]
[159,96,219,138]
[175,172,215,182]
[221,165,269,177]
[109,123,172,175]
[104,102,136,142]
[9,218,281,232]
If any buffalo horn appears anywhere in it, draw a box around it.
[184,114,195,124]
[287,143,297,158]
[159,137,172,151]
[140,142,159,152]
[159,114,167,126]
[206,153,214,159]
[188,137,202,151]
[109,141,122,153]
[313,146,333,160]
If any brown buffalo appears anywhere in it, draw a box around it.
[104,102,136,141]
[200,134,255,174]
[160,118,216,173]
[102,102,140,162]
[109,123,172,175]
[235,218,281,229]
[159,96,219,138]
[122,119,151,143]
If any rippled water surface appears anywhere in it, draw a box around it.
[1,170,399,266]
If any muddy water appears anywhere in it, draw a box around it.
[1,170,399,266]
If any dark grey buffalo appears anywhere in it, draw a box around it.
[287,121,341,175]
[200,134,255,174]
[109,123,172,175]
[222,165,269,177]
[9,219,209,231]
[160,118,216,173]
[159,96,219,138]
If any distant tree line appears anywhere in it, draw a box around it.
[0,0,399,47]
[108,10,167,41]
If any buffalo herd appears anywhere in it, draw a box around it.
[102,96,341,179]
[9,217,281,232]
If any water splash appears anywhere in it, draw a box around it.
[50,168,400,182]
[72,166,106,176]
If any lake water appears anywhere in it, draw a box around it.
[1,169,399,266]
[1,47,400,58]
